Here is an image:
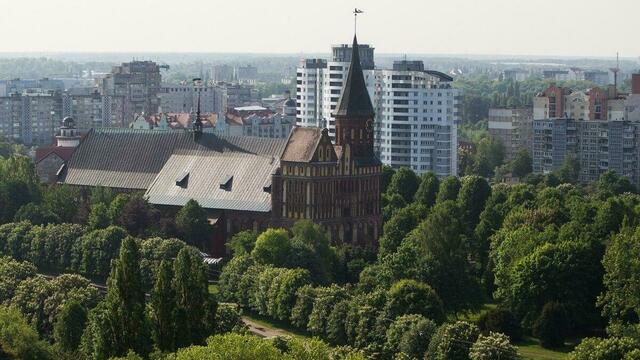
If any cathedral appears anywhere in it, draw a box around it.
[59,34,382,254]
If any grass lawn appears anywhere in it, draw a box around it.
[517,337,573,360]
[208,283,219,296]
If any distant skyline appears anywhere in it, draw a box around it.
[1,0,639,58]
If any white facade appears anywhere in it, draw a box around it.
[296,54,460,176]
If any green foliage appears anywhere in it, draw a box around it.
[569,337,639,360]
[0,155,42,223]
[469,332,520,360]
[556,153,580,184]
[384,314,437,360]
[252,228,291,267]
[381,165,396,194]
[414,171,440,208]
[172,247,215,349]
[108,194,130,224]
[379,204,425,257]
[213,303,246,335]
[532,302,569,349]
[436,176,461,203]
[88,203,110,230]
[477,308,522,341]
[218,254,254,303]
[74,226,128,279]
[227,230,258,255]
[42,184,80,223]
[14,203,60,225]
[175,199,211,249]
[428,321,480,360]
[0,256,36,303]
[385,279,445,323]
[597,171,637,198]
[54,300,87,352]
[0,306,52,360]
[114,194,158,237]
[138,237,187,291]
[89,186,115,207]
[290,285,317,329]
[386,167,420,204]
[511,149,533,178]
[458,175,491,233]
[149,260,175,352]
[598,227,640,339]
[307,285,348,336]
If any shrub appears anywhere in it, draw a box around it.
[569,337,639,360]
[469,332,520,360]
[532,302,568,348]
[477,308,522,341]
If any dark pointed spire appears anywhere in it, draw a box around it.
[334,35,374,118]
[193,84,203,137]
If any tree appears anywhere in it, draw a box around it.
[227,230,258,255]
[74,226,128,279]
[414,172,440,208]
[89,186,115,207]
[290,285,317,329]
[326,299,351,345]
[597,171,637,197]
[477,308,522,341]
[96,236,149,358]
[14,203,60,225]
[598,228,640,338]
[172,247,214,349]
[149,260,176,352]
[385,279,445,323]
[436,176,461,203]
[218,255,254,303]
[474,136,505,177]
[108,194,129,224]
[175,199,211,249]
[287,220,337,284]
[428,321,480,360]
[43,184,80,223]
[88,203,110,230]
[556,154,580,184]
[379,205,422,257]
[251,228,291,267]
[469,332,520,360]
[115,194,157,237]
[386,167,420,204]
[569,337,639,360]
[532,302,569,349]
[384,314,437,360]
[511,149,533,178]
[0,306,52,360]
[53,300,87,352]
[307,285,348,336]
[381,165,396,194]
[458,176,491,234]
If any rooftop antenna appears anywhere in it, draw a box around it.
[354,8,363,35]
[610,52,620,94]
[192,78,203,138]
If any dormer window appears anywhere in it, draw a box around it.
[175,172,189,188]
[220,175,233,191]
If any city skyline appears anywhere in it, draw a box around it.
[1,0,639,57]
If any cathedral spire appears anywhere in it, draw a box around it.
[334,35,374,119]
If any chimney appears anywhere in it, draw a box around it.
[632,74,640,95]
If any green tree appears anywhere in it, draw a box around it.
[381,165,396,194]
[414,172,440,208]
[251,228,291,267]
[436,176,461,203]
[290,285,317,329]
[458,176,491,234]
[569,337,639,360]
[598,228,640,338]
[0,306,52,360]
[532,302,569,349]
[379,204,422,257]
[469,332,520,360]
[53,300,87,352]
[386,167,420,204]
[172,247,214,348]
[556,153,580,184]
[43,184,80,223]
[115,194,157,237]
[428,321,480,360]
[88,203,110,230]
[287,220,337,284]
[149,260,176,352]
[14,203,60,225]
[477,308,522,341]
[218,254,254,303]
[384,314,437,359]
[175,199,211,249]
[108,194,130,224]
[511,149,533,178]
[385,279,445,323]
[227,230,258,255]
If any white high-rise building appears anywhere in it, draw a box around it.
[296,47,460,176]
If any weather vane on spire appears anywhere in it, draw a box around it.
[354,8,364,35]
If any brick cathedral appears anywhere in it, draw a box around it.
[272,35,383,246]
[59,34,382,253]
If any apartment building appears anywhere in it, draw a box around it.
[488,108,533,161]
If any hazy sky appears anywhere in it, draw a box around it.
[1,0,638,57]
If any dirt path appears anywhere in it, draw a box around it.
[242,317,291,338]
